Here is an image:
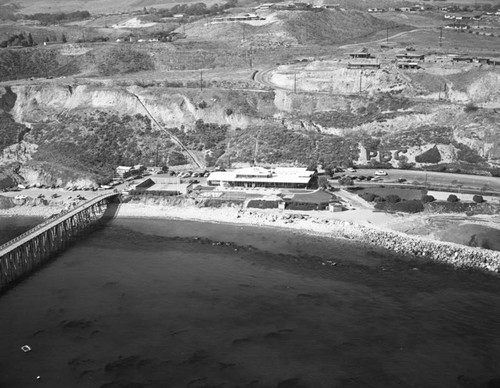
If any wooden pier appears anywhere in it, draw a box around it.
[0,193,119,292]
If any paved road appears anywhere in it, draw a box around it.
[341,169,500,192]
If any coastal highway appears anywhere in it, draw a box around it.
[339,169,500,192]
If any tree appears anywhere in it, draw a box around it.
[473,195,484,203]
[27,33,34,46]
[338,176,353,186]
[318,176,329,189]
[421,195,435,203]
[61,33,67,43]
[31,48,58,78]
[447,194,459,202]
[385,194,401,203]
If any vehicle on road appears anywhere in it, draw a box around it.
[374,170,388,176]
[346,167,356,173]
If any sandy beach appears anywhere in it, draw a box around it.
[110,198,500,272]
[2,190,500,272]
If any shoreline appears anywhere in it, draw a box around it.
[113,202,500,273]
[2,200,500,273]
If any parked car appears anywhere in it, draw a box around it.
[374,170,388,176]
[346,167,356,173]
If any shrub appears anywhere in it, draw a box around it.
[385,194,401,203]
[318,176,329,189]
[338,176,353,186]
[375,200,424,213]
[169,151,188,166]
[247,200,279,209]
[464,102,479,113]
[421,194,435,203]
[473,195,484,203]
[360,192,376,202]
[447,194,460,202]
[415,145,442,164]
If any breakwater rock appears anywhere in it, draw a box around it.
[239,210,500,273]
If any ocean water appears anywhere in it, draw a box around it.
[0,217,499,388]
[0,216,45,245]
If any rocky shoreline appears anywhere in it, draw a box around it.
[1,193,500,273]
[236,209,500,273]
[115,202,500,274]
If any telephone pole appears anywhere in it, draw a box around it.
[294,73,297,93]
[200,69,203,91]
[439,27,443,47]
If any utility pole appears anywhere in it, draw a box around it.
[294,73,297,93]
[386,27,389,44]
[439,27,443,47]
[359,70,363,93]
[254,135,259,166]
[200,69,203,91]
[155,142,159,166]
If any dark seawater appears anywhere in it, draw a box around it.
[0,216,45,245]
[1,217,500,388]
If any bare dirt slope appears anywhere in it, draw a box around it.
[185,9,396,47]
[2,0,213,14]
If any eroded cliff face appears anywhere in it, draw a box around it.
[1,80,499,189]
[10,84,264,129]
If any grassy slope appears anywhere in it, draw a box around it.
[1,0,218,14]
[280,9,397,45]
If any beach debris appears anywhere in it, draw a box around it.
[21,345,31,352]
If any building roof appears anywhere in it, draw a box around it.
[146,183,190,192]
[208,167,314,184]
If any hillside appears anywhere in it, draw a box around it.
[185,9,397,46]
[0,0,215,14]
[1,79,499,189]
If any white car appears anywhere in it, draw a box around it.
[374,170,388,176]
[346,167,356,173]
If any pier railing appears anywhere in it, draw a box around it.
[0,192,119,291]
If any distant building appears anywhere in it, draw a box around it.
[396,53,425,61]
[116,166,133,178]
[348,52,372,59]
[347,62,381,69]
[133,176,192,195]
[146,166,168,174]
[452,56,474,62]
[398,62,421,69]
[207,167,315,189]
[116,165,145,178]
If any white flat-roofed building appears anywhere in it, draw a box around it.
[133,176,192,195]
[207,167,315,189]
